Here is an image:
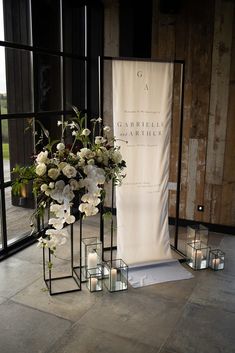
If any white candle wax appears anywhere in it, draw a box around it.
[212,258,220,269]
[87,252,98,269]
[110,268,117,288]
[90,277,98,291]
[195,250,202,269]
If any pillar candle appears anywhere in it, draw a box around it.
[90,277,98,291]
[212,258,220,269]
[87,252,98,269]
[110,268,117,288]
[195,250,202,269]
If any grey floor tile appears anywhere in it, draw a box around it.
[135,272,196,304]
[161,302,235,353]
[77,288,184,350]
[0,300,71,353]
[188,270,235,312]
[0,256,41,298]
[12,277,103,322]
[0,295,7,304]
[50,324,156,353]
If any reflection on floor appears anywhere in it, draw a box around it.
[0,215,235,353]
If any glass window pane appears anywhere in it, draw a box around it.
[0,0,4,41]
[63,2,85,55]
[2,47,33,114]
[8,117,34,180]
[0,212,2,249]
[0,46,6,111]
[5,186,36,245]
[1,0,32,46]
[35,54,62,112]
[1,119,10,182]
[32,0,60,51]
[65,58,86,111]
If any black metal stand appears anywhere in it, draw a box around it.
[101,179,116,261]
[43,222,82,296]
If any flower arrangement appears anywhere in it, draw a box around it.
[12,107,126,253]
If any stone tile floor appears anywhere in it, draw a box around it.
[0,224,235,353]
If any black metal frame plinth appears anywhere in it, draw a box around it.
[43,222,82,296]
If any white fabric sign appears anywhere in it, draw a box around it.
[112,60,174,265]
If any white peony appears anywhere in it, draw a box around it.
[36,163,47,176]
[48,168,60,180]
[62,165,77,178]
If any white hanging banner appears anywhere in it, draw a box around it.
[112,60,174,265]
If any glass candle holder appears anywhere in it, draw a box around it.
[81,237,102,281]
[209,249,225,270]
[186,224,209,245]
[86,268,103,292]
[103,259,128,292]
[187,241,210,270]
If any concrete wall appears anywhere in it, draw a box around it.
[103,0,235,227]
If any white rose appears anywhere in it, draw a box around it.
[58,162,68,170]
[87,159,95,165]
[57,142,65,151]
[36,151,49,164]
[81,128,91,136]
[62,165,77,178]
[49,182,55,189]
[78,148,95,159]
[48,168,60,180]
[40,184,48,192]
[36,163,47,176]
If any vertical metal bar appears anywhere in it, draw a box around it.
[0,119,8,250]
[71,223,74,276]
[43,246,46,280]
[79,209,82,283]
[48,249,52,295]
[98,55,105,257]
[110,179,114,264]
[174,62,185,249]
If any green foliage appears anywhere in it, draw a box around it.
[11,164,36,196]
[2,143,9,159]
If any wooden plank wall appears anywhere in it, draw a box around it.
[103,0,235,227]
[152,0,235,227]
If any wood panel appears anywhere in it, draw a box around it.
[206,0,234,185]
